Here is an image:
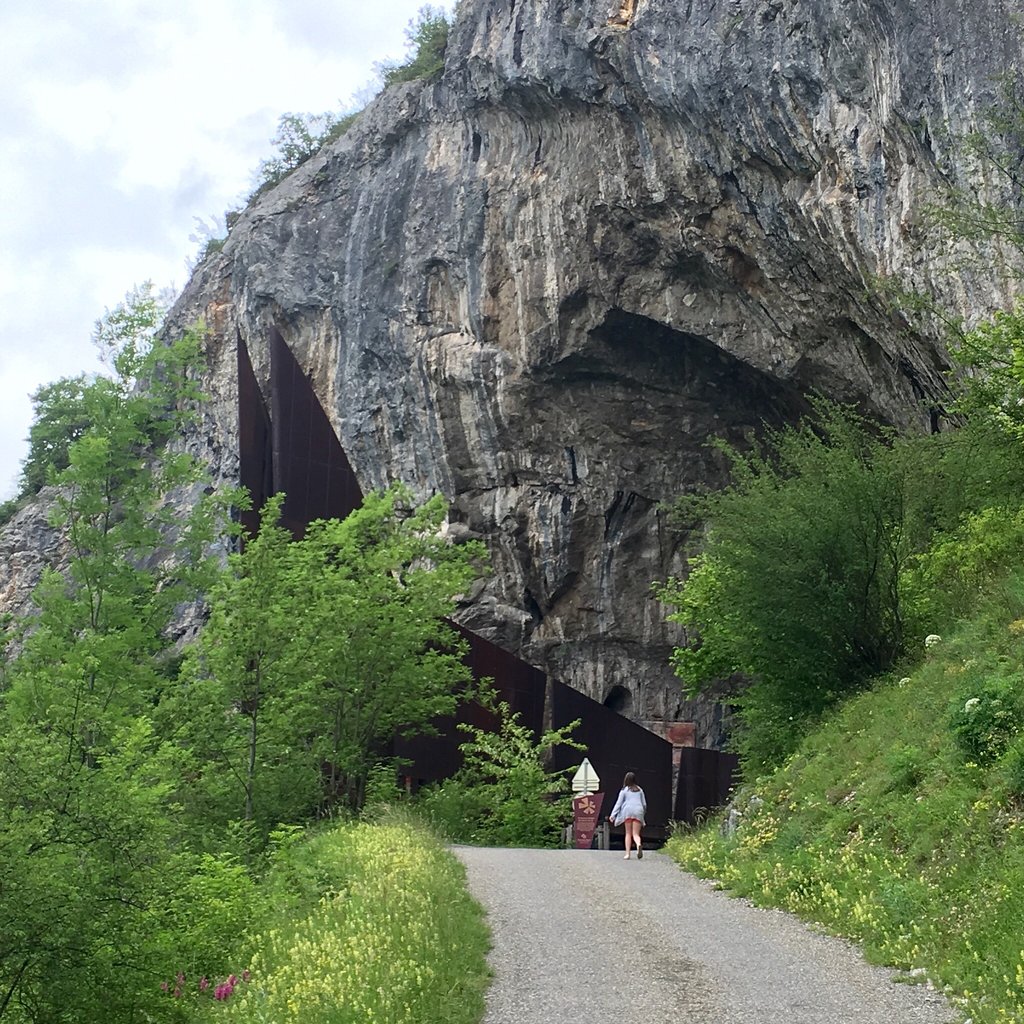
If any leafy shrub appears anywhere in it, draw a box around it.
[950,676,1024,763]
[659,400,917,769]
[415,776,491,839]
[416,691,583,846]
[377,6,449,86]
[904,505,1024,633]
[252,110,359,195]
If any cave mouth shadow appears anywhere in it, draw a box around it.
[604,683,633,716]
[587,308,810,426]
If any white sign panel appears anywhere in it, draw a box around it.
[571,757,600,794]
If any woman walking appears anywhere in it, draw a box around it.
[609,771,647,859]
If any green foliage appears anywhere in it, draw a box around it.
[377,6,449,86]
[5,284,168,512]
[949,300,1024,435]
[904,503,1024,631]
[950,674,1024,764]
[18,375,94,495]
[666,572,1024,1024]
[418,690,583,846]
[175,487,485,833]
[0,314,249,1023]
[660,392,1024,770]
[253,110,359,194]
[658,400,918,768]
[996,733,1024,801]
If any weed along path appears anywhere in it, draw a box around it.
[454,847,953,1024]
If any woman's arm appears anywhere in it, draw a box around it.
[609,789,624,823]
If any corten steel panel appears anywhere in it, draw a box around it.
[269,328,363,537]
[459,626,547,733]
[392,627,549,786]
[674,747,740,824]
[549,681,673,831]
[236,337,274,538]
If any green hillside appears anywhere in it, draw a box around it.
[668,574,1024,1024]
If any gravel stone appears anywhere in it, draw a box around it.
[454,847,955,1024]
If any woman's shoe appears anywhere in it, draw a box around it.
[637,847,643,859]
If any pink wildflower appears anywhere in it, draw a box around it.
[160,982,168,992]
[199,977,210,992]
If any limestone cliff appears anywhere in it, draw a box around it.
[9,0,1024,743]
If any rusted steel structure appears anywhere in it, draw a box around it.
[674,747,740,825]
[237,332,736,833]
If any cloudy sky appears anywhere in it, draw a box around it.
[0,0,453,500]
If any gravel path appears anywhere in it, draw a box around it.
[454,847,954,1024]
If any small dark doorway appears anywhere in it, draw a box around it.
[603,684,633,716]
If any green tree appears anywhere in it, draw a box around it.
[2,284,168,521]
[377,6,449,86]
[253,110,358,194]
[0,315,250,1024]
[658,401,918,769]
[294,489,483,811]
[18,375,94,495]
[417,690,583,846]
[174,494,312,831]
[177,487,485,831]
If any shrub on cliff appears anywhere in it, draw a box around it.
[377,6,449,86]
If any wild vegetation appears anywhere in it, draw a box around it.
[242,6,451,206]
[664,80,1024,1024]
[0,291,497,1023]
[415,690,584,846]
[198,815,489,1024]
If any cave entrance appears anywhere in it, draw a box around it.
[235,329,730,833]
[603,684,634,716]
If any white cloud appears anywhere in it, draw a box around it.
[0,0,454,499]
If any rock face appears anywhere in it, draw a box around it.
[12,0,1024,742]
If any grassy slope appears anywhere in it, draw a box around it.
[667,576,1024,1024]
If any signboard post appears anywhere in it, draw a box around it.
[571,759,602,849]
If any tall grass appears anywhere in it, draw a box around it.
[667,573,1024,1024]
[196,815,489,1024]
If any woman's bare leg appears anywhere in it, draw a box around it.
[633,821,643,858]
[623,822,632,858]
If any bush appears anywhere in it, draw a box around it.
[252,110,359,195]
[950,675,1024,764]
[904,505,1024,633]
[416,692,583,847]
[377,6,449,86]
[659,400,917,769]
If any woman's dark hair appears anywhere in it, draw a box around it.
[623,771,638,789]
